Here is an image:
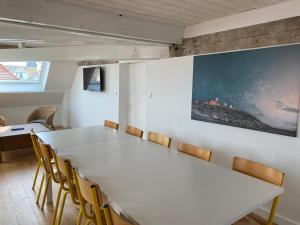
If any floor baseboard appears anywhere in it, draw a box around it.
[255,208,300,225]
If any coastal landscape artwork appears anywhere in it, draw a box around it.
[191,44,300,137]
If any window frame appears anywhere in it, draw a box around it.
[0,62,51,93]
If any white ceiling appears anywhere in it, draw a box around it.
[48,0,290,26]
[0,0,291,48]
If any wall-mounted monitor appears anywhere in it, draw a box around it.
[83,67,104,92]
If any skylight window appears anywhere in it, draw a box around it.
[0,61,51,93]
[0,61,48,82]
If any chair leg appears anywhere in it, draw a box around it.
[41,175,52,210]
[36,173,45,205]
[51,185,63,225]
[57,191,69,225]
[77,209,83,225]
[89,203,93,214]
[32,161,41,190]
[85,220,92,225]
[49,124,55,130]
[103,206,112,225]
[267,196,280,225]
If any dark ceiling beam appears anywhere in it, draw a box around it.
[0,44,17,49]
[78,60,119,66]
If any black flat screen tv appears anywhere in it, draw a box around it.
[83,67,104,92]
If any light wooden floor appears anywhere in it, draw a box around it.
[0,149,79,225]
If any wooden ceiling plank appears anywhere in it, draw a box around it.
[54,0,195,25]
[228,0,265,9]
[60,0,287,26]
[65,0,210,24]
[146,0,226,18]
[173,0,235,15]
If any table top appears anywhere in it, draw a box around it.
[0,123,49,138]
[37,126,284,225]
[37,125,127,149]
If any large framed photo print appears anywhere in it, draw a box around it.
[191,44,300,137]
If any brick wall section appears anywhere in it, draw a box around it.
[170,16,300,57]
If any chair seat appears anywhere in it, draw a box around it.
[233,213,278,225]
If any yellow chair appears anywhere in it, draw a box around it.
[125,125,143,138]
[232,157,284,225]
[148,131,171,148]
[103,203,132,225]
[73,167,106,225]
[104,120,119,130]
[177,142,212,162]
[51,150,81,225]
[30,133,45,205]
[37,141,67,211]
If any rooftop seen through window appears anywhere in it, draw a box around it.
[0,61,48,82]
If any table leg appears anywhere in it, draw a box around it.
[46,170,53,204]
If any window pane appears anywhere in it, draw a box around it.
[0,61,47,81]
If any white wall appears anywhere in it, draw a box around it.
[69,64,120,127]
[0,104,62,125]
[128,63,147,131]
[0,92,65,125]
[118,64,129,131]
[128,57,300,225]
[45,61,78,91]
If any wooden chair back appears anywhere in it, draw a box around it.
[63,159,80,204]
[30,132,42,160]
[177,142,212,162]
[73,167,104,225]
[232,157,284,225]
[52,150,66,175]
[29,131,44,191]
[104,120,119,130]
[232,157,284,186]
[104,204,132,225]
[52,151,79,205]
[125,125,143,138]
[148,131,171,148]
[38,140,55,176]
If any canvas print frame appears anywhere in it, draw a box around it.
[191,44,300,137]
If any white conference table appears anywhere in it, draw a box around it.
[37,126,284,225]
